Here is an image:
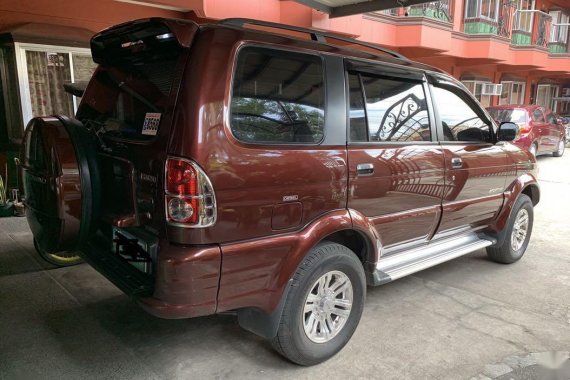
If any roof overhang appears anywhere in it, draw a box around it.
[293,0,435,18]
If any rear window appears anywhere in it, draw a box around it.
[487,108,527,124]
[230,47,325,144]
[77,36,183,141]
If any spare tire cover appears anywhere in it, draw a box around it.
[21,116,101,253]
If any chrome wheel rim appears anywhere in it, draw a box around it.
[558,140,565,155]
[302,270,353,343]
[511,208,530,252]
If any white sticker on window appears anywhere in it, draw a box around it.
[142,113,161,136]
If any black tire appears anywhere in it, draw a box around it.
[34,238,83,267]
[271,242,366,366]
[553,139,565,157]
[487,194,533,264]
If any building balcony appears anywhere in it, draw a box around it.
[511,10,551,49]
[549,23,570,54]
[380,0,453,23]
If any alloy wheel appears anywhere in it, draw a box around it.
[302,270,353,343]
[511,208,530,252]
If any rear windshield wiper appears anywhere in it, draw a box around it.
[106,71,160,113]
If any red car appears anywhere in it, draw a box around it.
[21,18,539,365]
[487,105,566,157]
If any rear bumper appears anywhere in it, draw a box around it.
[83,234,221,319]
[139,243,221,319]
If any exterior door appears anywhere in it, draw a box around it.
[531,107,550,151]
[346,67,445,248]
[545,110,562,148]
[428,76,509,233]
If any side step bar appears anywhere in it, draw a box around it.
[370,233,495,285]
[82,237,154,297]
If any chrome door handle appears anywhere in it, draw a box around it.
[356,163,374,176]
[451,158,463,169]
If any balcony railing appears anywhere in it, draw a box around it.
[463,0,517,38]
[378,0,453,22]
[512,10,552,48]
[407,0,453,22]
[549,23,570,53]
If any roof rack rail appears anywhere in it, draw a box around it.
[220,18,407,60]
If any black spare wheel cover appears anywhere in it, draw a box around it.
[21,116,101,253]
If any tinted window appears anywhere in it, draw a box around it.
[348,73,367,141]
[546,112,557,124]
[532,109,545,122]
[432,86,492,142]
[487,108,527,124]
[230,48,325,144]
[349,73,430,142]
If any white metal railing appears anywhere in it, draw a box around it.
[513,9,551,32]
[550,23,570,44]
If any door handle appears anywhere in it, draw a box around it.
[451,157,463,169]
[356,163,374,176]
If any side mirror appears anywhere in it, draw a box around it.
[497,122,518,142]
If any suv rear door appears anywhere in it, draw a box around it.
[346,61,445,249]
[427,74,509,234]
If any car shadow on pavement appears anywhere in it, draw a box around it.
[38,294,299,378]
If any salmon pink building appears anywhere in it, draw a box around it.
[0,0,569,187]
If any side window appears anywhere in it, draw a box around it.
[546,112,557,124]
[431,86,492,142]
[348,73,367,142]
[230,47,325,144]
[532,109,545,122]
[350,74,430,142]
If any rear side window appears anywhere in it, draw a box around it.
[348,73,430,142]
[230,47,325,144]
[546,112,557,124]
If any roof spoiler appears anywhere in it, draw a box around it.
[90,18,198,65]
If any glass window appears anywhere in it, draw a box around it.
[465,0,499,20]
[20,46,97,127]
[487,108,528,123]
[230,48,325,144]
[462,80,492,107]
[432,86,492,142]
[499,81,526,105]
[348,73,368,142]
[546,112,557,124]
[532,109,545,122]
[26,51,73,117]
[353,74,430,142]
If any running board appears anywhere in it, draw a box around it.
[370,233,495,285]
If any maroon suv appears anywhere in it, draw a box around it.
[20,18,539,365]
[487,104,566,157]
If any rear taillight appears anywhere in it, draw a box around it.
[165,157,216,227]
[519,123,531,134]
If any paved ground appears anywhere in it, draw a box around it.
[1,153,569,380]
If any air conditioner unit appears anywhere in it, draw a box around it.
[562,88,570,96]
[482,83,502,96]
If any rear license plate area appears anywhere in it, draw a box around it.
[112,227,157,274]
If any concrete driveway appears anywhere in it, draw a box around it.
[1,153,569,380]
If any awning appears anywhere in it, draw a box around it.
[0,23,94,47]
[293,0,436,18]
